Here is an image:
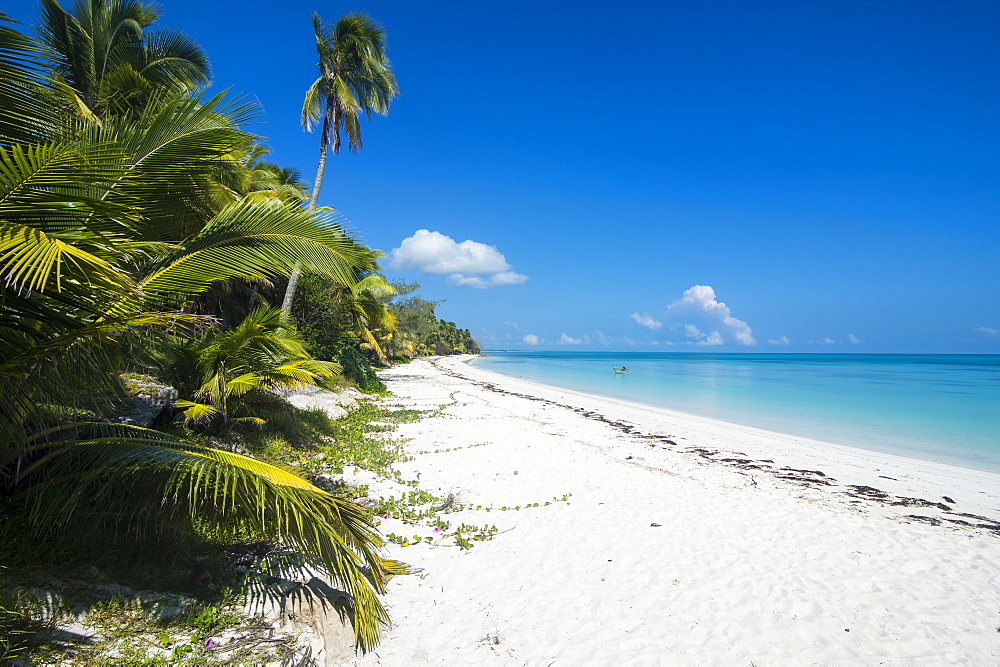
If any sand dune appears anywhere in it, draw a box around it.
[351,355,1000,665]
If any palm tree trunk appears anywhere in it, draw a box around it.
[281,147,328,312]
[306,144,328,211]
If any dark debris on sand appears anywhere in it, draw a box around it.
[428,359,1000,539]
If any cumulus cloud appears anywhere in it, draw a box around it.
[698,331,724,346]
[449,271,529,289]
[389,229,508,273]
[821,337,836,344]
[558,333,582,345]
[522,334,541,345]
[389,229,528,288]
[974,326,1000,336]
[631,312,662,330]
[767,336,791,346]
[848,333,864,344]
[663,285,757,345]
[595,330,611,345]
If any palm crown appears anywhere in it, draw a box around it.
[301,12,399,165]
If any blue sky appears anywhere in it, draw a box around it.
[9,0,999,352]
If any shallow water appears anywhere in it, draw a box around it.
[472,352,1000,473]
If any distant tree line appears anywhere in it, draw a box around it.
[294,278,480,366]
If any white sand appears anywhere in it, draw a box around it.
[349,356,1000,665]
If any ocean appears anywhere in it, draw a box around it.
[471,352,1000,473]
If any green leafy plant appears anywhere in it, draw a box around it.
[0,7,402,648]
[172,307,341,431]
[338,347,388,394]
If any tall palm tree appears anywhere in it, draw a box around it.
[281,11,398,312]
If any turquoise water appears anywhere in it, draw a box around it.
[472,352,1000,473]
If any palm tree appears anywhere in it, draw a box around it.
[0,15,400,646]
[38,0,210,119]
[174,306,342,429]
[0,143,395,645]
[281,11,398,312]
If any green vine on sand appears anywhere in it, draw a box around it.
[415,442,491,455]
[313,396,574,551]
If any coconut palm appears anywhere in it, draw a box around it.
[0,136,397,642]
[38,0,210,119]
[175,307,341,429]
[281,11,398,312]
[345,274,398,362]
[0,15,400,646]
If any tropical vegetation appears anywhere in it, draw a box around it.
[281,10,399,312]
[0,2,476,654]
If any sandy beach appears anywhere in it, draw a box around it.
[347,355,1000,665]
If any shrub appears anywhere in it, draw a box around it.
[338,348,387,394]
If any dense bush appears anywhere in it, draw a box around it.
[338,347,388,394]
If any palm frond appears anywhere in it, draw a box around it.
[0,13,62,143]
[173,399,218,424]
[141,200,369,295]
[0,220,135,294]
[13,423,395,645]
[90,90,260,240]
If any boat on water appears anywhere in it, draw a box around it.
[613,367,630,374]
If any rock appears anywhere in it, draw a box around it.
[208,437,251,456]
[117,378,178,427]
[22,587,64,620]
[275,385,351,419]
[333,395,358,409]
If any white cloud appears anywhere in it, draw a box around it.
[806,337,837,345]
[848,333,864,344]
[664,285,757,345]
[684,324,704,339]
[631,312,662,330]
[558,333,582,345]
[389,229,509,273]
[974,326,1000,336]
[767,336,791,346]
[697,331,724,346]
[522,334,541,345]
[390,229,528,289]
[448,271,529,289]
[595,330,611,345]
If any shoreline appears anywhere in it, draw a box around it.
[471,352,1000,475]
[457,355,1000,518]
[355,355,1000,664]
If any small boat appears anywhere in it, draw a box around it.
[613,366,630,374]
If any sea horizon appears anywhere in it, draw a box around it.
[472,350,1000,474]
